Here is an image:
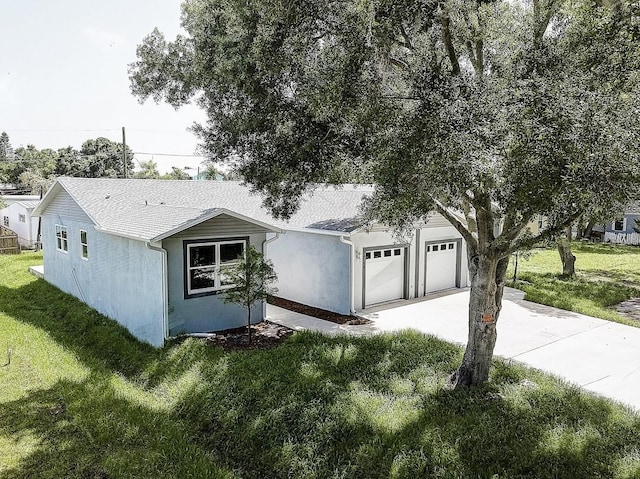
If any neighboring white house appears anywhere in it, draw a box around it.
[0,195,41,248]
[33,177,469,346]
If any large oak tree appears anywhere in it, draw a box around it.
[130,0,640,387]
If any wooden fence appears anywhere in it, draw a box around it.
[604,231,640,246]
[0,226,20,254]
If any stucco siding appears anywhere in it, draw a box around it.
[164,231,267,335]
[41,214,165,346]
[267,231,351,315]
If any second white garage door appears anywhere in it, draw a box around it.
[364,247,405,307]
[424,241,458,294]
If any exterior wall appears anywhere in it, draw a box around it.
[1,203,38,248]
[164,216,268,335]
[351,214,469,311]
[605,215,640,234]
[266,230,351,314]
[41,213,165,347]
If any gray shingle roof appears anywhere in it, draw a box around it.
[37,177,372,241]
[16,201,39,210]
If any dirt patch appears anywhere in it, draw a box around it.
[615,298,640,322]
[269,296,370,325]
[206,321,295,351]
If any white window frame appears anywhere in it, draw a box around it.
[186,239,246,296]
[80,229,88,260]
[55,224,68,252]
[613,218,626,232]
[3,216,8,227]
[18,214,26,223]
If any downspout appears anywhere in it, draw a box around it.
[146,242,169,344]
[340,235,356,315]
[262,232,280,319]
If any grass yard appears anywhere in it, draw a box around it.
[2,252,640,478]
[508,242,640,327]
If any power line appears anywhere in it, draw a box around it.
[133,151,208,158]
[3,129,121,133]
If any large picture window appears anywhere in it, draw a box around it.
[55,224,68,252]
[186,240,246,295]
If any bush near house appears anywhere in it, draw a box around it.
[2,252,640,478]
[508,242,640,327]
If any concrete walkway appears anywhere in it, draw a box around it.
[267,288,640,411]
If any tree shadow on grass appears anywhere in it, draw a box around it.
[3,279,640,478]
[173,333,640,479]
[0,372,232,479]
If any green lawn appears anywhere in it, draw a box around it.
[2,252,640,478]
[509,242,640,327]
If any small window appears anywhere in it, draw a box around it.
[384,250,392,257]
[373,251,381,258]
[18,214,26,223]
[365,252,371,259]
[448,243,454,250]
[613,218,625,231]
[3,216,8,227]
[426,246,431,252]
[55,225,68,252]
[394,249,401,256]
[432,245,439,251]
[537,215,544,230]
[80,230,88,259]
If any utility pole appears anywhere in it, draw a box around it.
[122,126,128,178]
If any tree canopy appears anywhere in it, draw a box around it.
[130,0,640,386]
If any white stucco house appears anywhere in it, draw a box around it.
[33,177,469,347]
[1,195,41,248]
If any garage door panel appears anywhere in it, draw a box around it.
[425,241,457,294]
[365,248,405,307]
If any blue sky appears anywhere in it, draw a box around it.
[0,0,208,173]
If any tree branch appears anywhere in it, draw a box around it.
[440,9,461,75]
[432,199,478,252]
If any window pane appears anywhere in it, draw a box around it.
[190,245,215,267]
[81,230,87,244]
[190,268,215,290]
[220,242,244,264]
[384,250,391,257]
[433,245,439,251]
[365,252,371,259]
[394,249,401,256]
[82,245,88,259]
[448,243,454,250]
[373,251,381,258]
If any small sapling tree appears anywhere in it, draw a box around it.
[223,245,278,343]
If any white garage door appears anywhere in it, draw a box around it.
[425,241,457,294]
[365,247,405,307]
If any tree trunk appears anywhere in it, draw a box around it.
[557,225,576,276]
[583,218,597,239]
[247,305,252,343]
[452,254,508,388]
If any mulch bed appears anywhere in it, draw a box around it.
[205,321,295,351]
[269,296,370,325]
[615,298,640,322]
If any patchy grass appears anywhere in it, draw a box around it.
[2,252,640,478]
[509,242,640,326]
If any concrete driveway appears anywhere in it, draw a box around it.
[267,287,640,411]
